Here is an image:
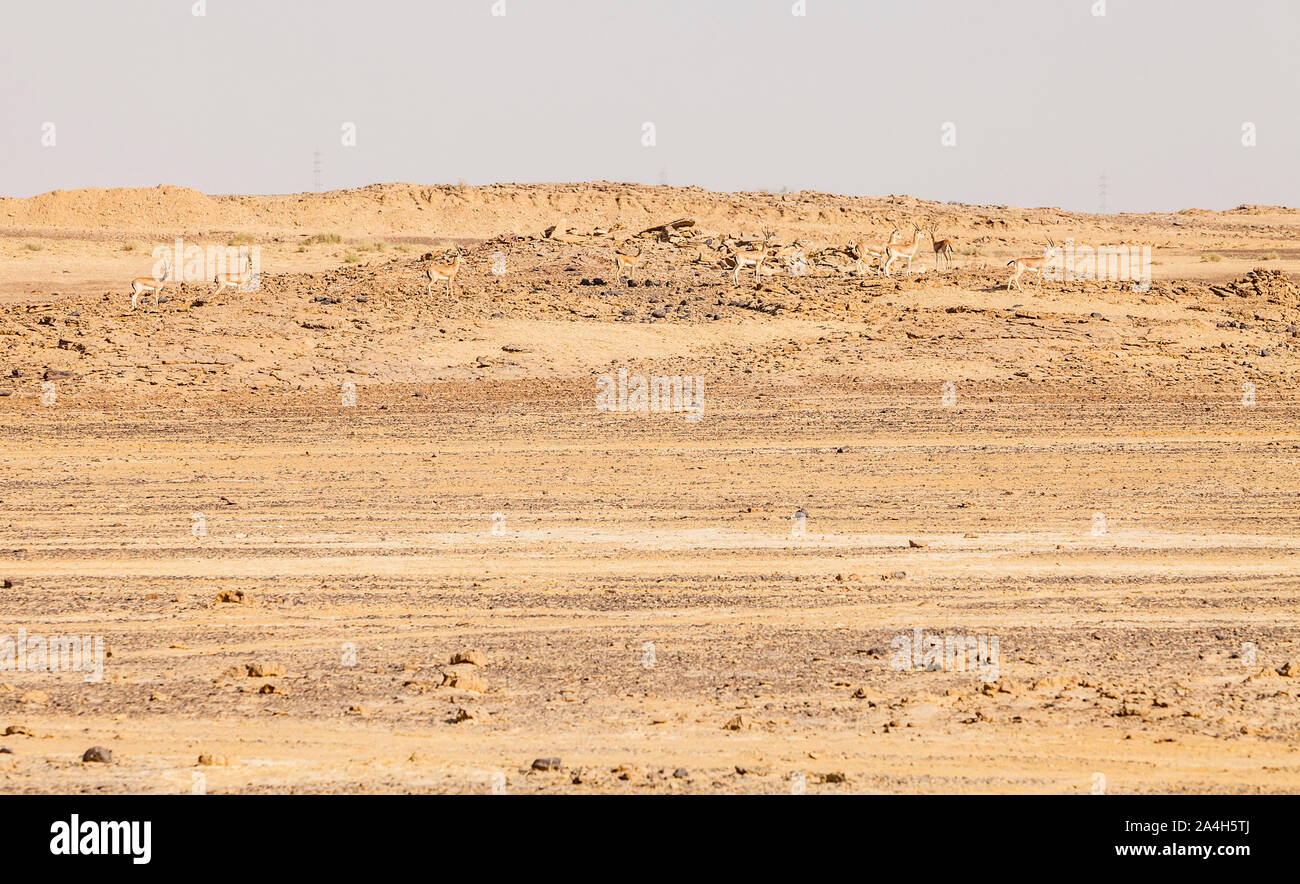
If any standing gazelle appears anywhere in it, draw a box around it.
[213,253,255,297]
[854,224,900,276]
[730,228,774,286]
[928,224,955,271]
[129,254,172,311]
[425,249,462,298]
[1006,237,1058,292]
[882,224,925,277]
[613,243,643,281]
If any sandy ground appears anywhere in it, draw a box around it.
[1,183,1298,793]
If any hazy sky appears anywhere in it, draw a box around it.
[2,0,1296,212]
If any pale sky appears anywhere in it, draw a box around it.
[1,0,1296,212]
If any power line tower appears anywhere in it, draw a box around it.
[313,148,323,192]
[1097,171,1109,214]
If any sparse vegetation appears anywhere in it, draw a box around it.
[343,252,360,263]
[23,242,43,251]
[227,233,257,246]
[1262,253,1279,261]
[303,232,342,245]
[1201,253,1222,262]
[355,239,387,252]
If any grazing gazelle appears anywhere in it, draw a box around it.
[212,253,255,297]
[425,249,462,297]
[129,254,172,311]
[730,229,774,285]
[928,224,955,271]
[613,242,643,281]
[882,224,925,277]
[854,224,900,276]
[1006,237,1059,292]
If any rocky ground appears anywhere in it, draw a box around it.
[1,183,1298,793]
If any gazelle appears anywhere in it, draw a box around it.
[129,254,171,311]
[1006,237,1059,292]
[212,253,255,297]
[854,225,900,276]
[730,228,774,285]
[425,249,462,297]
[882,224,925,277]
[928,224,955,271]
[613,242,643,281]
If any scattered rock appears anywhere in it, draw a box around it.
[531,757,562,771]
[723,714,750,731]
[215,589,249,604]
[908,539,928,548]
[441,667,487,692]
[449,649,487,666]
[1277,660,1299,677]
[245,663,284,678]
[197,754,232,766]
[82,746,113,763]
[18,691,48,705]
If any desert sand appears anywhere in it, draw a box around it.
[1,182,1298,793]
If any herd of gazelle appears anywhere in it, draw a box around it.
[121,221,1068,307]
[127,252,257,310]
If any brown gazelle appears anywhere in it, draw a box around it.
[928,224,955,271]
[212,253,255,297]
[1006,237,1058,292]
[731,229,774,285]
[613,242,643,281]
[129,253,171,311]
[882,224,925,277]
[421,250,462,299]
[425,249,462,298]
[855,224,900,276]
